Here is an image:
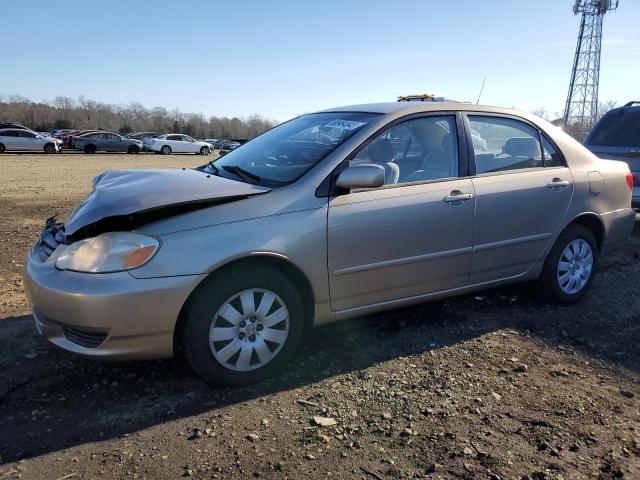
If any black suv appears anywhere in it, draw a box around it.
[584,101,640,208]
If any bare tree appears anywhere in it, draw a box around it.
[0,94,278,139]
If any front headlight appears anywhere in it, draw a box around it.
[56,232,160,273]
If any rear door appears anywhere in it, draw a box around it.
[0,130,19,150]
[465,113,573,284]
[165,135,182,151]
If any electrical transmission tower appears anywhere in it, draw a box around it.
[563,0,618,134]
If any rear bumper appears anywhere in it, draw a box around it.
[24,246,205,360]
[600,207,637,254]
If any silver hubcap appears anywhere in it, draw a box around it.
[557,239,593,295]
[209,288,289,371]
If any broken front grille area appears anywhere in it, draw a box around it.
[37,217,68,262]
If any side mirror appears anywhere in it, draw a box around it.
[335,164,385,190]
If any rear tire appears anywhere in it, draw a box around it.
[161,145,172,155]
[44,143,56,154]
[536,224,598,305]
[181,264,305,386]
[84,144,96,154]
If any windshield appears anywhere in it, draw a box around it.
[203,112,381,186]
[589,109,640,147]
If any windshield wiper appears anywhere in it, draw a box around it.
[206,161,220,174]
[222,165,261,182]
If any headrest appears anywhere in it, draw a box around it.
[441,133,453,152]
[504,137,539,158]
[368,138,394,164]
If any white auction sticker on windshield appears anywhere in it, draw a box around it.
[323,120,366,130]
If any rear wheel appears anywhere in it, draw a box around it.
[84,144,96,154]
[200,146,210,155]
[536,224,598,304]
[181,264,305,386]
[44,143,56,154]
[161,145,172,155]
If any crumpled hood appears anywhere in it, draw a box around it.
[64,168,270,236]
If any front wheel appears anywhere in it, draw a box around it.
[536,224,598,305]
[161,145,172,155]
[200,146,210,155]
[44,143,57,154]
[181,264,305,386]
[84,144,96,154]
[127,145,140,154]
[0,143,5,153]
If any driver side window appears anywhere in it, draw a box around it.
[350,116,459,186]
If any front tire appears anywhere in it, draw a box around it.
[200,146,210,155]
[84,144,96,154]
[44,143,56,154]
[536,224,598,305]
[161,145,172,155]
[181,264,305,386]
[0,143,5,153]
[128,145,140,154]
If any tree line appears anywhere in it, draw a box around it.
[0,94,279,140]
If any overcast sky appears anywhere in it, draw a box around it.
[1,0,638,121]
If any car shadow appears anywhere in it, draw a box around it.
[1,258,639,464]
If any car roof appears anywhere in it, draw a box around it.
[317,102,526,117]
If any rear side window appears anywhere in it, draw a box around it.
[468,116,542,174]
[589,109,640,147]
[542,136,563,167]
[1,130,18,137]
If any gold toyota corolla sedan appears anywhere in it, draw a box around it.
[24,102,636,385]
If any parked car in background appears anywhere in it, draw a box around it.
[216,139,241,152]
[62,130,103,149]
[49,129,72,138]
[24,102,635,386]
[204,138,218,145]
[584,101,640,208]
[0,122,33,131]
[144,134,213,155]
[0,128,62,153]
[126,132,160,140]
[72,131,143,154]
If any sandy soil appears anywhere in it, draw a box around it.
[1,153,639,479]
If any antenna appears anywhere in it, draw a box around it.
[563,0,618,135]
[476,77,487,104]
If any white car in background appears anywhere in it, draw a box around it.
[144,134,213,155]
[0,128,62,153]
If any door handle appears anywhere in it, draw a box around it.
[443,192,473,203]
[547,178,570,189]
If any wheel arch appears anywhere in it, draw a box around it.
[173,253,316,354]
[566,212,605,251]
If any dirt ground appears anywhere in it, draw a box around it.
[0,153,639,480]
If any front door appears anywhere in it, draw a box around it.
[327,114,474,312]
[465,114,573,283]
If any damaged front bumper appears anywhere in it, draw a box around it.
[24,235,205,360]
